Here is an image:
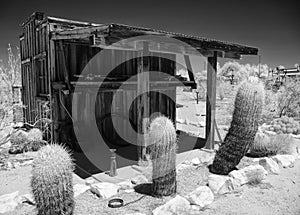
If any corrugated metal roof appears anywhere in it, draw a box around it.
[108,23,258,55]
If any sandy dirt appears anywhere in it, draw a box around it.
[1,89,300,214]
[1,155,300,215]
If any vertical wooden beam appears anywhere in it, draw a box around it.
[205,52,217,150]
[47,25,56,143]
[184,55,197,89]
[137,41,150,161]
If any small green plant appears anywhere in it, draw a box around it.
[31,144,74,215]
[249,133,294,157]
[210,79,264,175]
[149,116,177,197]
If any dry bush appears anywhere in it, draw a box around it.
[261,90,278,124]
[245,170,266,185]
[217,80,232,100]
[28,128,43,142]
[249,132,294,157]
[277,78,300,118]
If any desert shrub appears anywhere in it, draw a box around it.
[23,140,48,152]
[9,129,28,145]
[9,129,47,154]
[210,79,264,175]
[149,116,177,197]
[277,78,300,118]
[27,128,43,142]
[31,144,74,215]
[249,132,294,157]
[260,89,278,124]
[9,130,29,154]
[217,80,232,100]
[244,167,266,185]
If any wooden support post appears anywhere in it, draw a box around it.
[137,41,150,162]
[205,52,217,150]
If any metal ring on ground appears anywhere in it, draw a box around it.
[108,198,124,208]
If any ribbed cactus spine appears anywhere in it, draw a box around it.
[210,79,264,175]
[31,144,74,215]
[149,116,177,197]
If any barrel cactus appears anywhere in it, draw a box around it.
[149,116,177,197]
[210,79,264,175]
[27,128,43,142]
[31,144,74,215]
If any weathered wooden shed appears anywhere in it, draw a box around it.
[19,12,258,161]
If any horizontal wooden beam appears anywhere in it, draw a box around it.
[47,16,99,26]
[50,25,109,40]
[70,80,195,87]
[21,58,31,64]
[33,51,47,60]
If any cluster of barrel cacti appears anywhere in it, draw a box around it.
[267,116,300,135]
[149,116,177,197]
[210,79,264,175]
[31,144,74,215]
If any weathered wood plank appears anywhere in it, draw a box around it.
[205,52,217,150]
[137,41,150,161]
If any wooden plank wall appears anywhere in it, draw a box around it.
[55,43,177,147]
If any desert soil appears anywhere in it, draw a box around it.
[1,89,300,214]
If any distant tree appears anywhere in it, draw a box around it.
[219,61,248,84]
[0,44,22,145]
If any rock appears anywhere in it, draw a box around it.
[189,121,199,127]
[131,175,148,185]
[0,191,22,213]
[74,184,90,197]
[259,158,280,174]
[253,158,260,162]
[218,178,239,195]
[191,158,201,166]
[184,118,190,125]
[21,194,35,205]
[208,174,235,194]
[198,121,205,127]
[272,155,296,168]
[197,150,215,164]
[292,134,300,139]
[186,186,214,208]
[182,160,192,165]
[124,189,135,193]
[264,130,277,136]
[90,182,119,199]
[176,163,190,172]
[229,165,267,185]
[85,178,97,186]
[152,195,191,215]
[117,180,134,190]
[126,212,147,215]
[20,160,33,167]
[176,118,185,124]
